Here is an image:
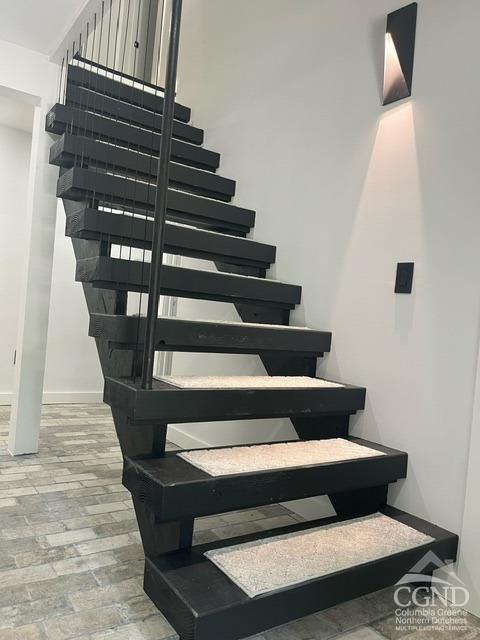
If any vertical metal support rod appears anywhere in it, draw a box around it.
[141,0,182,389]
[137,0,161,81]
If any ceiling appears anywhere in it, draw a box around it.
[0,0,86,56]
[0,94,34,133]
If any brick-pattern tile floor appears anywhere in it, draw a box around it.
[0,404,478,640]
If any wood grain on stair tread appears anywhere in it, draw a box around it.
[65,209,264,254]
[76,257,301,308]
[66,63,191,122]
[46,105,220,171]
[56,167,255,228]
[88,313,330,356]
[65,84,204,144]
[50,134,235,201]
[122,438,407,520]
[104,375,366,423]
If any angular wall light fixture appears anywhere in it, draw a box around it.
[383,2,417,105]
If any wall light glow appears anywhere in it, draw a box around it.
[383,32,409,105]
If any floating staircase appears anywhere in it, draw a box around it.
[46,59,458,640]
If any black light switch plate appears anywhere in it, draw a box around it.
[395,262,414,293]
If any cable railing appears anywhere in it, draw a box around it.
[56,0,183,389]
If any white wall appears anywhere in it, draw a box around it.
[43,202,104,404]
[170,256,294,449]
[459,335,480,615]
[174,0,480,601]
[0,37,103,416]
[0,123,32,400]
[0,127,103,405]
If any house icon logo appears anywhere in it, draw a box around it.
[394,551,469,608]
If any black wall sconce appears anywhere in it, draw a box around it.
[383,2,418,105]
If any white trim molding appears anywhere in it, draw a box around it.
[1,391,103,406]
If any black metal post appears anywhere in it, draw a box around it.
[141,0,183,389]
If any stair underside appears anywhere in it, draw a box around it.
[51,134,235,201]
[46,105,220,171]
[57,167,255,232]
[66,209,274,267]
[66,64,191,122]
[76,257,301,308]
[144,506,458,640]
[104,376,366,423]
[89,313,329,355]
[65,84,204,144]
[123,437,406,520]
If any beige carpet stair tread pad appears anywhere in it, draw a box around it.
[171,317,313,330]
[205,513,434,598]
[160,375,343,389]
[124,315,313,331]
[178,438,385,476]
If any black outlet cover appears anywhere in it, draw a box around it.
[395,262,414,293]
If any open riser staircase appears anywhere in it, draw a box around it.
[45,33,458,640]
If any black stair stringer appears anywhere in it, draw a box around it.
[234,299,360,508]
[329,484,389,518]
[133,497,194,558]
[237,301,352,441]
[63,198,194,555]
[213,244,371,522]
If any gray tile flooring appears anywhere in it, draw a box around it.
[0,404,478,640]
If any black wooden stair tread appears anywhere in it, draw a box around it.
[144,506,458,640]
[72,56,169,99]
[66,209,274,266]
[57,167,254,233]
[76,257,301,308]
[66,64,191,122]
[65,84,203,145]
[123,438,407,521]
[89,313,329,355]
[51,134,235,201]
[70,53,173,104]
[46,105,220,171]
[103,376,366,423]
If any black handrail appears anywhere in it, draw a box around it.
[141,0,183,389]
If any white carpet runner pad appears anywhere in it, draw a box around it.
[160,375,344,389]
[205,513,434,598]
[178,438,385,477]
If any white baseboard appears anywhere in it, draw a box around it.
[167,425,212,450]
[283,496,336,520]
[0,391,103,406]
[166,426,335,521]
